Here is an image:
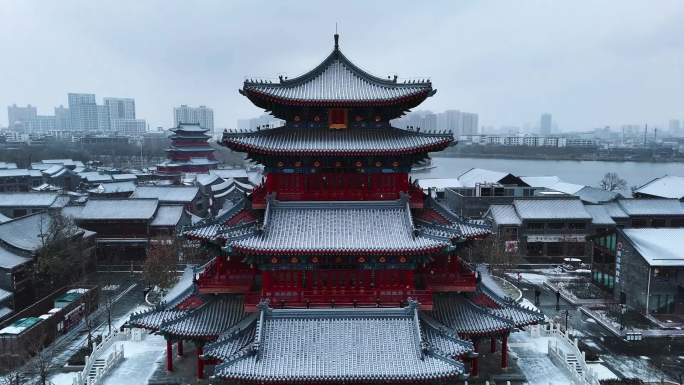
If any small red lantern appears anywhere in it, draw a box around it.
[294,115,301,122]
[355,160,363,168]
[314,115,321,122]
[374,115,382,122]
[379,256,386,263]
[290,257,299,264]
[313,160,321,167]
[312,256,319,264]
[375,161,382,167]
[295,161,302,167]
[277,161,284,168]
[358,257,366,263]
[271,257,279,264]
[355,115,363,122]
[399,256,407,263]
[335,161,342,168]
[392,161,399,168]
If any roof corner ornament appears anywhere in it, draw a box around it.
[334,32,339,50]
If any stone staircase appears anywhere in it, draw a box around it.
[565,353,584,376]
[87,359,106,382]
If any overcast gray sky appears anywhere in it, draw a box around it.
[1,1,682,131]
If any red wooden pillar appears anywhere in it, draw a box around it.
[197,345,204,379]
[490,336,497,353]
[166,339,173,371]
[177,339,183,356]
[471,339,479,377]
[501,333,509,369]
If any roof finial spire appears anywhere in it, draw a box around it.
[334,23,339,50]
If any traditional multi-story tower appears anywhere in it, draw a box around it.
[130,34,542,381]
[157,123,218,174]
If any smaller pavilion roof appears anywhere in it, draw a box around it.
[0,192,60,208]
[150,205,185,227]
[431,293,513,337]
[458,168,511,188]
[160,295,245,339]
[170,123,210,133]
[222,127,453,157]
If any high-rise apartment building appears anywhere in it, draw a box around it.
[540,113,552,135]
[7,104,37,128]
[54,105,71,131]
[97,105,110,131]
[669,119,681,136]
[68,93,98,131]
[173,105,215,134]
[112,119,146,136]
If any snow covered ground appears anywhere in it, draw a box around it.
[508,331,574,385]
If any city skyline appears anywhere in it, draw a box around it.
[1,1,683,131]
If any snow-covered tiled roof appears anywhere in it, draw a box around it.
[575,186,621,204]
[457,168,509,188]
[617,198,684,216]
[622,228,684,266]
[242,41,433,106]
[213,306,466,383]
[548,181,585,195]
[166,145,214,152]
[161,295,245,338]
[0,169,36,178]
[170,123,210,133]
[519,176,561,189]
[602,201,628,219]
[512,199,591,220]
[431,293,513,336]
[635,175,684,199]
[584,205,616,226]
[417,178,463,190]
[0,212,87,252]
[78,172,113,183]
[0,162,17,170]
[231,200,446,255]
[0,246,31,269]
[0,213,10,224]
[132,186,199,203]
[78,199,158,220]
[0,192,59,207]
[111,174,137,181]
[88,181,136,195]
[223,127,453,156]
[488,205,522,226]
[150,205,185,227]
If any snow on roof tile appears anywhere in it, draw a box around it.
[512,199,591,220]
[575,186,621,204]
[635,176,684,199]
[622,228,684,266]
[0,212,85,252]
[0,192,59,207]
[584,205,616,226]
[0,246,31,269]
[214,306,465,382]
[519,176,562,189]
[617,198,684,216]
[150,205,185,227]
[457,168,509,188]
[223,127,452,156]
[488,205,522,226]
[417,178,463,190]
[231,200,446,255]
[132,186,199,203]
[88,181,136,195]
[78,199,158,220]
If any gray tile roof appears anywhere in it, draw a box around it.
[0,212,86,252]
[88,181,136,195]
[231,200,446,255]
[242,47,433,104]
[488,205,522,226]
[512,199,591,220]
[617,198,684,216]
[213,305,466,383]
[150,205,185,227]
[223,127,453,156]
[602,201,628,219]
[160,295,245,338]
[575,186,621,204]
[132,186,199,203]
[171,123,210,133]
[458,168,509,188]
[0,192,59,208]
[584,205,616,226]
[635,175,684,199]
[78,199,159,221]
[431,293,513,336]
[0,246,31,270]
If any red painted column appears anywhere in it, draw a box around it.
[501,333,509,369]
[197,345,204,379]
[177,340,183,356]
[166,339,173,371]
[471,339,479,377]
[491,336,497,353]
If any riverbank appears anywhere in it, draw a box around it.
[433,152,684,164]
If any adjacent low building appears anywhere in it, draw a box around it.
[131,185,207,217]
[0,169,43,192]
[0,192,70,218]
[634,175,684,200]
[613,228,684,314]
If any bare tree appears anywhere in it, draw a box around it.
[35,212,84,291]
[143,236,180,293]
[464,235,522,274]
[0,352,23,385]
[599,172,627,192]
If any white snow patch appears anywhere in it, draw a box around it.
[587,364,618,380]
[509,331,573,385]
[101,334,166,385]
[163,265,194,303]
[49,372,74,385]
[602,355,664,381]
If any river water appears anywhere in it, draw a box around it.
[415,156,684,191]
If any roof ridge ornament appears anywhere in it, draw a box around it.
[334,33,339,50]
